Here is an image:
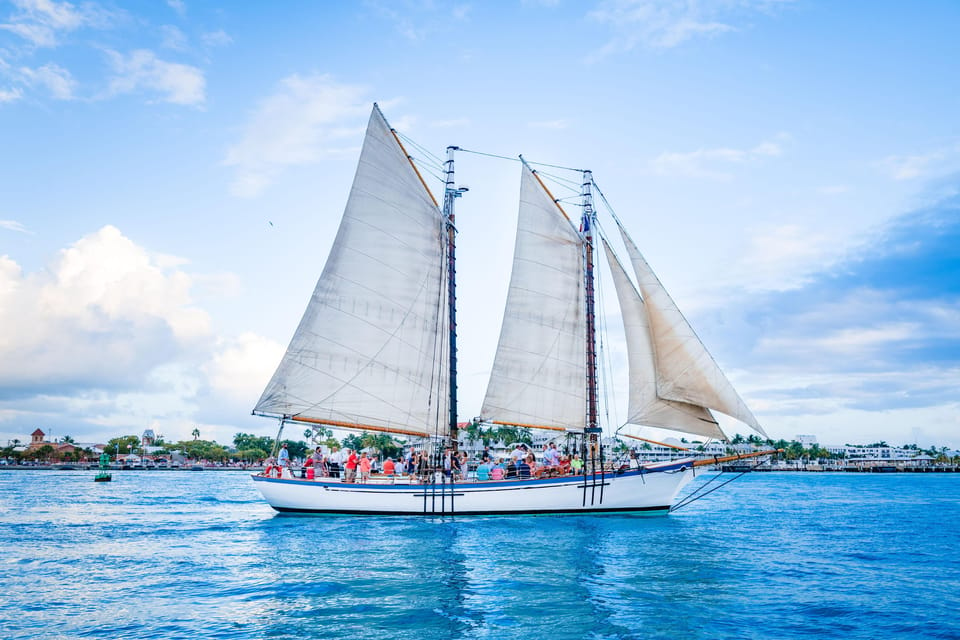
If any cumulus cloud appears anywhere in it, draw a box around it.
[0,226,285,444]
[0,225,211,392]
[224,74,371,197]
[727,191,960,446]
[105,48,205,105]
[204,332,284,403]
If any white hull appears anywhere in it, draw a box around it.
[251,460,696,516]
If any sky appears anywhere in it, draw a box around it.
[1,0,958,450]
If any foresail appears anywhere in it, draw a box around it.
[253,105,449,438]
[602,239,726,441]
[481,163,586,431]
[616,223,766,436]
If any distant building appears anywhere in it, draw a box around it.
[825,444,928,464]
[28,429,48,449]
[24,429,103,459]
[796,435,818,448]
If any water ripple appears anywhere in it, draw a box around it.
[2,471,959,639]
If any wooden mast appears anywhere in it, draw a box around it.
[442,146,465,449]
[581,170,599,438]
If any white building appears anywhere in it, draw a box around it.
[796,434,818,448]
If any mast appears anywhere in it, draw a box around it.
[442,146,467,448]
[581,170,600,440]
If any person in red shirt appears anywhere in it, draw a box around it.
[359,452,372,483]
[344,449,358,483]
[383,457,396,483]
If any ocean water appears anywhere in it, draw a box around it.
[1,471,958,640]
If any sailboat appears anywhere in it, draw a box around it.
[250,104,771,515]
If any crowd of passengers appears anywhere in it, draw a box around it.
[261,442,588,483]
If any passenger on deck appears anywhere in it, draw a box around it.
[476,459,493,481]
[383,457,396,483]
[544,443,560,468]
[505,459,517,479]
[344,449,358,483]
[416,452,431,483]
[328,446,342,478]
[311,447,325,477]
[517,455,532,479]
[358,452,371,483]
[490,464,504,481]
[570,454,584,475]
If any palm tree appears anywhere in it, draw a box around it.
[191,427,200,441]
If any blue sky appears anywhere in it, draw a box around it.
[1,0,958,448]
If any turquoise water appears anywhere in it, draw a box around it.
[1,471,958,639]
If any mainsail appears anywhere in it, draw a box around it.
[253,105,450,438]
[602,239,726,441]
[481,163,587,431]
[616,222,765,436]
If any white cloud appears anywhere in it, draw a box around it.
[733,223,838,292]
[106,48,205,105]
[19,61,75,99]
[651,137,785,179]
[201,29,232,47]
[204,332,284,403]
[759,322,919,358]
[0,87,23,102]
[0,225,211,389]
[224,74,371,197]
[0,219,33,233]
[881,152,940,181]
[587,0,781,57]
[0,226,281,444]
[0,0,111,48]
[166,0,186,16]
[160,24,187,51]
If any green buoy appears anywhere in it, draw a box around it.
[94,452,112,482]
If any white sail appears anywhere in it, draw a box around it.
[616,223,765,436]
[602,239,726,440]
[253,105,449,438]
[481,163,586,431]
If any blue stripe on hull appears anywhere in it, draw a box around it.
[270,505,672,516]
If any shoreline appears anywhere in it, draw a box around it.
[2,464,959,473]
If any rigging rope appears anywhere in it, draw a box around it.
[670,457,767,512]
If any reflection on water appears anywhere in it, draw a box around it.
[1,470,959,639]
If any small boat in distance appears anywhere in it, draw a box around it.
[250,104,771,515]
